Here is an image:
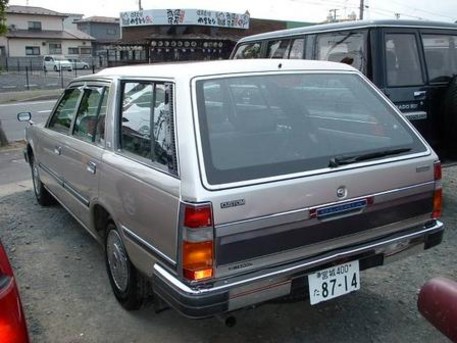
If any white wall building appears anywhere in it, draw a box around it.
[0,5,94,57]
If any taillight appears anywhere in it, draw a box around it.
[432,161,442,219]
[0,242,29,343]
[181,203,214,281]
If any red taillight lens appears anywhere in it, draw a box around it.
[432,161,442,219]
[184,205,212,228]
[0,242,29,343]
[182,203,214,281]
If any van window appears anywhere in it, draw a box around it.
[289,38,305,59]
[422,34,457,83]
[196,73,426,184]
[315,31,367,73]
[232,42,261,59]
[385,34,424,87]
[267,39,291,58]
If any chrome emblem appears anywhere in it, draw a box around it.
[336,186,347,199]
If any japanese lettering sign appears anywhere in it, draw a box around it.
[120,9,250,29]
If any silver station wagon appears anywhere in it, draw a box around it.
[18,59,444,321]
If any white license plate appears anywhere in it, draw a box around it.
[308,260,360,305]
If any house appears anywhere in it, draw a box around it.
[0,5,94,58]
[75,16,120,58]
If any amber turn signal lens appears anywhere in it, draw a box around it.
[432,188,443,219]
[183,240,213,281]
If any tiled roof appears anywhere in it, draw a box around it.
[6,29,95,40]
[76,16,120,24]
[6,5,67,17]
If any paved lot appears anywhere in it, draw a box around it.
[0,145,456,342]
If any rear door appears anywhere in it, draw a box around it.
[379,29,433,144]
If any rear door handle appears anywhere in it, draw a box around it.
[54,146,62,155]
[414,91,427,98]
[86,161,97,174]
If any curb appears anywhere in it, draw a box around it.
[0,89,62,104]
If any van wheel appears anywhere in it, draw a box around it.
[443,76,457,156]
[31,155,55,206]
[104,222,151,310]
[83,65,89,70]
[53,65,58,72]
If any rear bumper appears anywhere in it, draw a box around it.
[152,221,444,319]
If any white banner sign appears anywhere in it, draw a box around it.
[120,9,250,29]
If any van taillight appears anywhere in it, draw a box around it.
[432,161,442,219]
[182,203,214,281]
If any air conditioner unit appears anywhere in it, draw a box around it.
[8,24,16,31]
[42,42,46,46]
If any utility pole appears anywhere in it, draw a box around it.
[359,0,364,20]
[329,9,339,22]
[138,0,143,11]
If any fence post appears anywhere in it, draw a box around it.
[17,59,20,72]
[5,58,8,72]
[60,67,64,88]
[25,66,30,90]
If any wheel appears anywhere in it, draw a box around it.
[104,222,151,310]
[31,155,55,206]
[443,76,457,156]
[53,65,58,72]
[83,65,89,70]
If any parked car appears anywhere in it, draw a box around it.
[43,55,72,72]
[67,58,90,70]
[231,20,457,160]
[17,59,444,321]
[0,239,29,342]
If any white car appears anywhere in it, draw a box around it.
[67,58,90,70]
[43,55,72,72]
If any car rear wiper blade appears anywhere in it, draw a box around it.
[328,148,412,168]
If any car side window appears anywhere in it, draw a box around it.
[48,88,82,134]
[289,38,305,59]
[422,34,457,83]
[120,81,176,173]
[385,33,424,87]
[232,42,262,59]
[73,86,108,144]
[267,39,291,58]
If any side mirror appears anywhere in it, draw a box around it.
[17,112,32,122]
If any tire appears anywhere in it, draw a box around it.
[443,76,457,156]
[104,222,151,310]
[53,65,58,72]
[83,65,89,70]
[30,155,55,206]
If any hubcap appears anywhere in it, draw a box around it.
[107,229,129,292]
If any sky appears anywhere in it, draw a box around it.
[7,0,457,23]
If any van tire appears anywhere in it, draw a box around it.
[104,222,151,310]
[443,76,457,155]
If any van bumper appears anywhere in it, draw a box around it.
[152,221,444,319]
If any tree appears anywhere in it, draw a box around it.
[0,0,8,35]
[0,0,8,146]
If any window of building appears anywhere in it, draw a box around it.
[25,46,40,56]
[107,28,117,35]
[49,43,62,54]
[28,21,42,31]
[68,47,79,55]
[80,47,92,55]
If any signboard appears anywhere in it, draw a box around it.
[120,9,250,29]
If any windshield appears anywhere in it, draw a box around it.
[196,73,427,185]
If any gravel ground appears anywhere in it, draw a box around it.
[1,155,456,342]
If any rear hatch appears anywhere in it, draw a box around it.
[194,69,436,278]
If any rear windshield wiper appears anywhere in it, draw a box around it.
[328,148,412,168]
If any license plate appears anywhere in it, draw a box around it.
[308,260,360,305]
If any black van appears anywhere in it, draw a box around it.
[231,20,457,159]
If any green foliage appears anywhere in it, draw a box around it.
[0,0,9,36]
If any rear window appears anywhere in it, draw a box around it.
[196,73,427,185]
[422,34,457,83]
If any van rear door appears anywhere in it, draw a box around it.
[380,29,435,146]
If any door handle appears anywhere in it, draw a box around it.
[414,91,427,98]
[86,161,97,174]
[54,146,62,155]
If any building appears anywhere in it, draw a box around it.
[0,5,94,58]
[63,13,84,30]
[75,16,120,60]
[108,8,312,66]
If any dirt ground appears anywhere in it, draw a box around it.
[1,148,456,342]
